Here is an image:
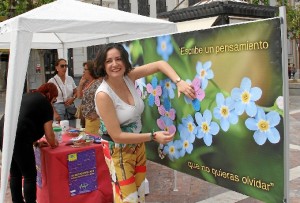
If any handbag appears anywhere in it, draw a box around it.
[75,104,83,119]
[75,104,85,128]
[53,77,76,120]
[65,104,77,120]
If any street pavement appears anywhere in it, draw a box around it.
[0,91,299,203]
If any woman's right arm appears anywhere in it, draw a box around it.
[43,120,58,148]
[52,105,61,122]
[95,92,174,144]
[77,77,87,99]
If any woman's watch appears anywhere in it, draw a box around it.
[175,77,181,84]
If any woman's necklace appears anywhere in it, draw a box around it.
[83,79,95,91]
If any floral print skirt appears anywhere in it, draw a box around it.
[101,140,146,203]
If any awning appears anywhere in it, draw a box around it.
[176,16,218,32]
[229,16,261,24]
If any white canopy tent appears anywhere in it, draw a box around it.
[0,0,177,201]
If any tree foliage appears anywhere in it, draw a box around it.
[0,0,9,16]
[251,0,270,6]
[249,0,300,40]
[286,5,300,40]
[0,0,54,18]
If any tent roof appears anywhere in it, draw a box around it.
[0,0,177,49]
[158,1,277,22]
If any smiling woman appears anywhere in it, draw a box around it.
[94,42,195,203]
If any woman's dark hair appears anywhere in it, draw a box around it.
[94,43,132,77]
[35,83,58,102]
[83,61,100,79]
[54,58,67,74]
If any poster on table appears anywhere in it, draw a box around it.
[125,18,285,202]
[67,149,98,196]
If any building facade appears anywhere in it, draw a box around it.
[74,0,193,79]
[79,0,297,80]
[81,0,278,66]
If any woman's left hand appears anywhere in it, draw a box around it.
[177,80,196,99]
[65,98,74,106]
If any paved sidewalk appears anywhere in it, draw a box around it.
[0,93,299,203]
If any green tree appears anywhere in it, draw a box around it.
[0,0,54,18]
[286,5,300,73]
[248,0,296,33]
[0,0,9,17]
[286,5,300,40]
[251,0,270,5]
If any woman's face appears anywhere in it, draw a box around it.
[56,60,68,75]
[104,48,125,78]
[83,64,92,80]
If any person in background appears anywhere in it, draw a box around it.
[77,61,102,134]
[48,58,77,127]
[288,63,292,79]
[94,43,196,203]
[292,63,297,79]
[0,83,59,203]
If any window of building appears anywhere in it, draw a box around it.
[156,0,167,14]
[118,0,131,12]
[189,0,200,6]
[138,0,150,16]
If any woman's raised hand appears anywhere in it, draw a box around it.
[176,80,196,99]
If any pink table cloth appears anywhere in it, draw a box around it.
[36,134,113,203]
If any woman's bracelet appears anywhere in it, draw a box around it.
[150,129,156,141]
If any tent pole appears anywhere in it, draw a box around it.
[279,6,289,203]
[0,29,33,203]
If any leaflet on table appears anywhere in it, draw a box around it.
[67,149,98,196]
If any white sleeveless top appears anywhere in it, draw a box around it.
[95,76,144,133]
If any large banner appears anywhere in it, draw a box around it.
[125,18,285,202]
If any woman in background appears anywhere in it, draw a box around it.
[77,61,102,134]
[48,58,77,127]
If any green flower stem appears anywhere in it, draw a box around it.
[207,97,216,110]
[207,79,229,110]
[259,105,284,117]
[183,57,190,69]
[210,80,225,95]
